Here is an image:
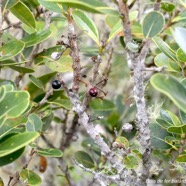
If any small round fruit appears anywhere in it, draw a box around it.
[52,80,61,89]
[89,87,98,97]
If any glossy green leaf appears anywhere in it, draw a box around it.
[45,0,103,13]
[142,11,165,38]
[124,154,138,169]
[38,0,62,13]
[10,66,35,73]
[153,36,177,62]
[115,136,129,148]
[0,40,25,61]
[0,116,27,139]
[37,148,63,157]
[172,11,186,22]
[154,53,180,72]
[82,138,101,156]
[44,55,73,72]
[168,124,186,134]
[179,109,186,124]
[150,122,172,149]
[48,99,73,110]
[34,46,66,65]
[166,110,182,126]
[0,60,28,66]
[173,27,186,54]
[177,48,186,62]
[10,2,36,29]
[156,118,173,129]
[29,75,45,91]
[161,2,175,12]
[26,114,43,132]
[20,169,42,186]
[0,147,25,166]
[89,99,115,111]
[72,10,99,45]
[0,87,30,126]
[22,30,52,47]
[176,154,186,162]
[27,72,56,98]
[3,0,18,13]
[74,151,95,168]
[0,132,39,157]
[151,74,186,113]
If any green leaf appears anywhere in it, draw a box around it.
[179,109,186,124]
[177,48,186,62]
[26,114,43,132]
[89,99,115,111]
[37,148,63,157]
[0,89,30,127]
[34,46,66,65]
[10,66,35,73]
[72,10,99,45]
[10,2,36,29]
[156,118,173,129]
[150,122,172,149]
[0,147,25,166]
[38,0,62,13]
[0,40,25,61]
[22,30,52,47]
[124,154,138,169]
[150,74,186,113]
[29,75,45,91]
[20,169,42,186]
[44,55,73,72]
[82,138,101,156]
[168,124,186,134]
[161,2,175,12]
[154,53,180,72]
[176,154,186,162]
[142,11,165,38]
[0,116,27,139]
[48,99,73,110]
[0,132,39,157]
[74,151,95,168]
[115,136,129,148]
[173,27,186,54]
[0,60,28,66]
[44,0,103,13]
[153,36,177,62]
[2,0,18,13]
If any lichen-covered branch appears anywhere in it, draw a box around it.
[117,1,152,185]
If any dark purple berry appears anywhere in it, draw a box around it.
[89,87,98,97]
[52,80,61,89]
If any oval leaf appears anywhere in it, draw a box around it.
[22,29,52,47]
[10,66,35,73]
[10,2,36,29]
[161,2,175,12]
[0,132,39,157]
[150,74,186,113]
[74,151,95,168]
[20,169,42,186]
[37,148,63,157]
[153,36,177,62]
[48,99,73,110]
[26,114,43,132]
[44,55,72,72]
[168,125,186,134]
[72,10,99,45]
[173,27,186,54]
[142,11,165,38]
[38,0,62,13]
[0,40,25,61]
[177,48,186,62]
[154,53,180,72]
[124,154,138,169]
[29,75,45,90]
